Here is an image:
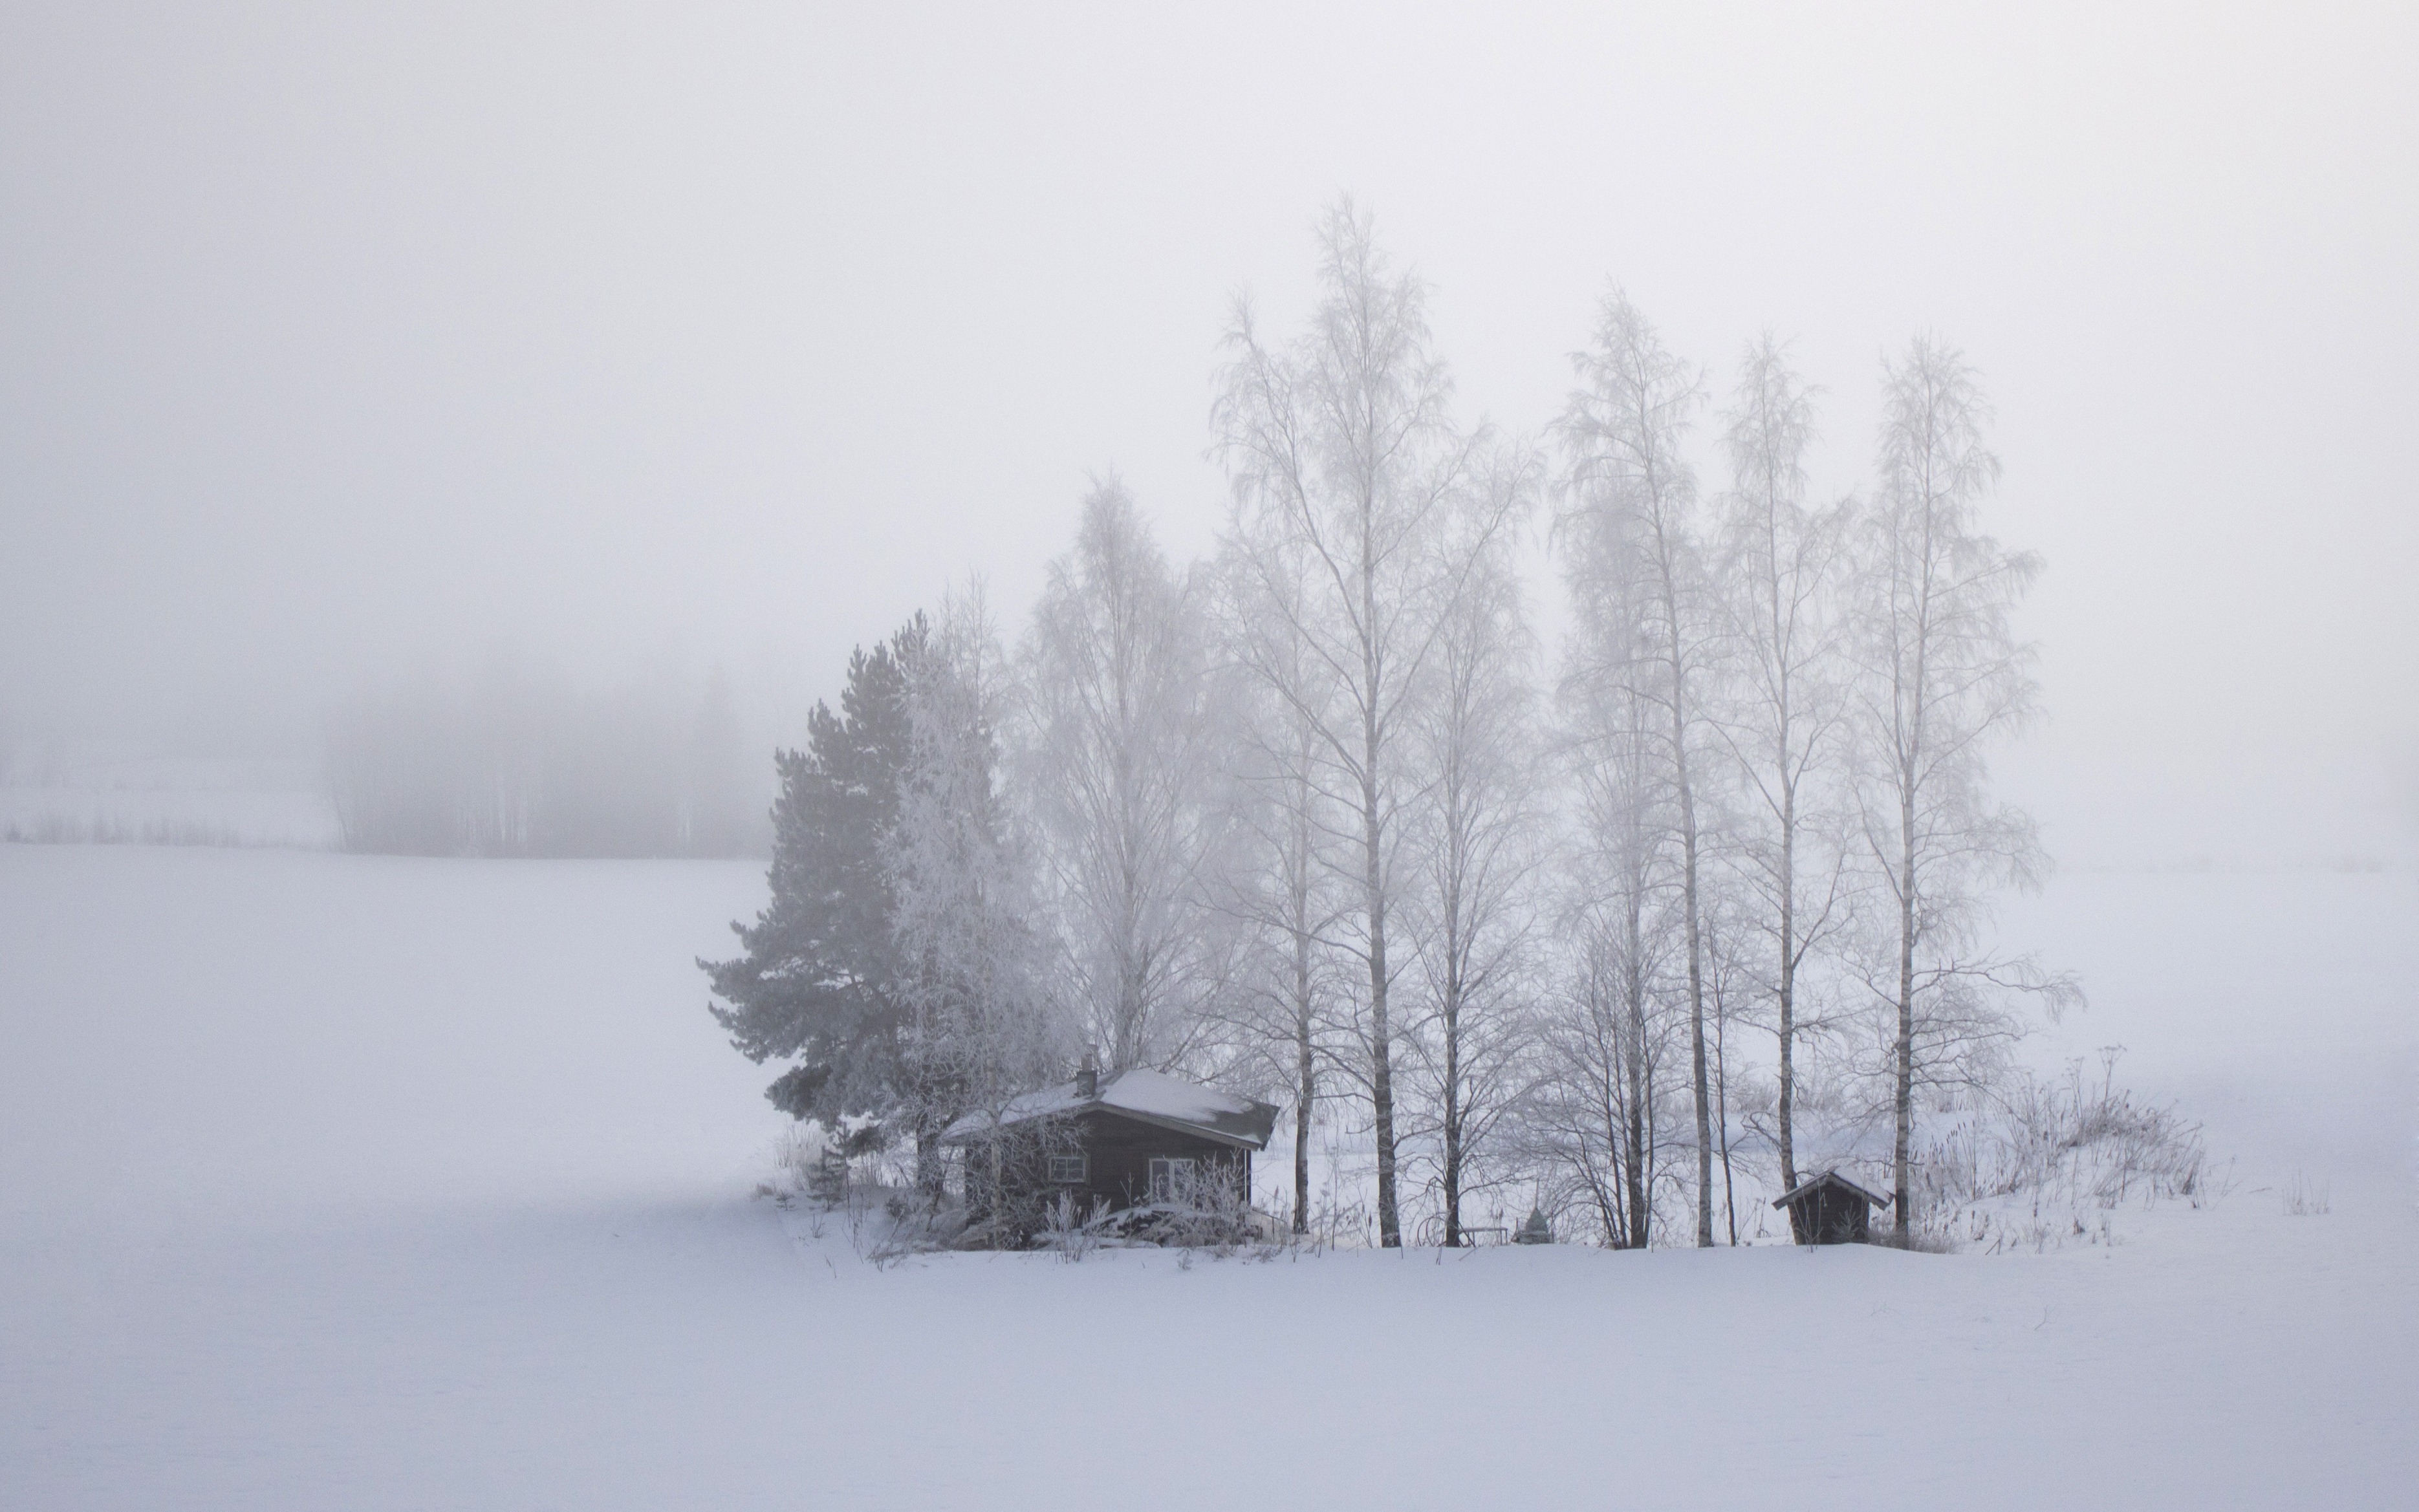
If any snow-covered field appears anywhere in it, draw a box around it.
[3,845,2411,1509]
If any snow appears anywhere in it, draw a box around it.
[947,1079,1090,1134]
[1098,1066,1274,1138]
[3,845,2413,1509]
[1774,1169,1892,1209]
[953,1066,1277,1147]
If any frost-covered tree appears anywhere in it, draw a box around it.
[1018,479,1233,1074]
[1403,509,1543,1246]
[702,619,920,1122]
[1534,590,1685,1249]
[1699,896,1764,1245]
[1847,338,2075,1237]
[889,590,1060,1192]
[1553,290,1724,1247]
[1712,336,1856,1196]
[1215,535,1349,1236]
[1214,199,1521,1247]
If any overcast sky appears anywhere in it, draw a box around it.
[3,3,2412,865]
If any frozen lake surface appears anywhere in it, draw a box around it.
[3,846,2411,1509]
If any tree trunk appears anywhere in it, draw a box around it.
[1623,1078,1648,1249]
[1893,771,1918,1240]
[1442,984,1463,1246]
[1367,801,1399,1247]
[1717,1004,1738,1246]
[1632,1052,1655,1250]
[1675,681,1713,1248]
[1622,899,1650,1249]
[1293,923,1314,1236]
[1777,772,1798,1196]
[1363,548,1401,1249]
[915,1123,944,1204]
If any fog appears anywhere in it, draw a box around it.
[4,2,2413,868]
[8,14,2419,1504]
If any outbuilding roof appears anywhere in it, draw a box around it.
[1770,1169,1894,1211]
[942,1068,1279,1150]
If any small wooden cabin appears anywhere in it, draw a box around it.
[944,1057,1277,1231]
[1772,1170,1893,1245]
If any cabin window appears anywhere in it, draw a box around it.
[1147,1157,1197,1202]
[1047,1154,1087,1183]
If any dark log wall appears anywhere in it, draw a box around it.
[1787,1185,1872,1245]
[1062,1110,1250,1213]
[962,1109,1259,1230]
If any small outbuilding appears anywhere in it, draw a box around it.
[942,1055,1278,1235]
[1772,1170,1893,1246]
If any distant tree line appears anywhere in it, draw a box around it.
[706,199,2077,1247]
[327,664,760,858]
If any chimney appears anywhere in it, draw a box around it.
[1075,1046,1099,1099]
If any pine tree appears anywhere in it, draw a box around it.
[702,616,924,1122]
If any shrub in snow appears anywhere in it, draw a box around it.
[2281,1171,2330,1216]
[1907,1051,2211,1251]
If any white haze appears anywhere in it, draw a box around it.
[2,2,2413,869]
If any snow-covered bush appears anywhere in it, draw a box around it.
[1036,1193,1107,1261]
[1908,1051,2211,1249]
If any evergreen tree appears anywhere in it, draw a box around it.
[702,616,925,1121]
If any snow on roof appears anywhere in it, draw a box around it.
[943,1067,1279,1150]
[1770,1169,1894,1210]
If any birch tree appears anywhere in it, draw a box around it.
[1537,512,1680,1249]
[1219,580,1354,1238]
[1700,896,1759,1245]
[1404,506,1543,1245]
[1215,534,1349,1237]
[1528,746,1684,1250]
[1554,290,1724,1247]
[1713,335,1855,1196]
[1214,199,1516,1247]
[1847,337,2074,1238]
[1019,478,1231,1074]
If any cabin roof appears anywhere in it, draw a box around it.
[1770,1169,1894,1211]
[942,1068,1279,1150]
